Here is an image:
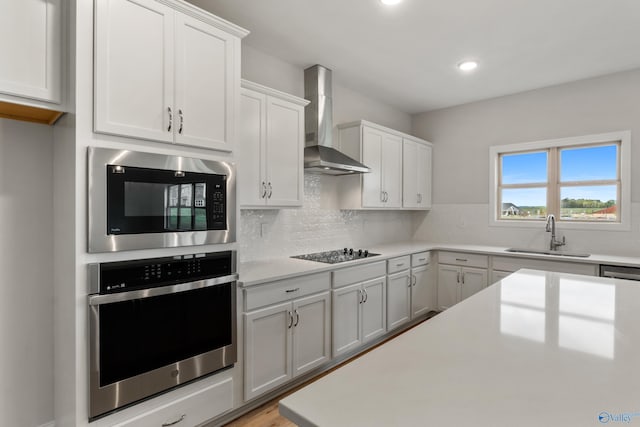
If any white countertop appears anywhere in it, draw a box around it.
[238,241,640,287]
[279,269,640,426]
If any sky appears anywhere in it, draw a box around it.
[501,145,617,207]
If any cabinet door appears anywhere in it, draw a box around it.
[437,265,460,310]
[0,0,61,103]
[292,292,330,377]
[174,13,236,151]
[361,127,384,207]
[402,139,419,208]
[244,301,292,400]
[95,0,174,142]
[386,272,411,330]
[411,265,434,318]
[332,283,362,357]
[361,277,387,343]
[265,97,304,206]
[238,89,266,206]
[491,270,512,285]
[460,267,488,301]
[381,133,403,207]
[416,143,432,209]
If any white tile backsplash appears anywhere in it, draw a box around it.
[238,174,419,262]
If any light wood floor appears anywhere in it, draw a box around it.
[224,315,435,427]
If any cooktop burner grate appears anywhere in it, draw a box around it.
[291,249,380,264]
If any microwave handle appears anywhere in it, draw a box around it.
[88,273,238,306]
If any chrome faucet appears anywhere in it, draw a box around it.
[545,214,566,251]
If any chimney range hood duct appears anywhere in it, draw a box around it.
[304,65,370,175]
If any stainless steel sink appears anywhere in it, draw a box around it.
[505,248,591,258]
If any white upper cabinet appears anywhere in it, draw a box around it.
[360,125,402,208]
[95,0,247,151]
[0,0,62,105]
[403,137,432,209]
[239,81,307,208]
[337,120,430,210]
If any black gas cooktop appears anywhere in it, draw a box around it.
[291,248,380,264]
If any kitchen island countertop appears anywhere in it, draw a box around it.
[279,269,640,426]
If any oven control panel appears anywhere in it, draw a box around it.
[91,251,235,294]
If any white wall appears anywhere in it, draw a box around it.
[238,46,418,262]
[0,119,54,427]
[412,68,640,256]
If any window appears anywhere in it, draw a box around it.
[489,131,630,230]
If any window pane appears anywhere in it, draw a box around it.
[560,185,617,221]
[500,188,547,220]
[501,151,547,184]
[560,145,617,182]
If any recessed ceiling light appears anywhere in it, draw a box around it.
[381,0,402,5]
[458,61,478,72]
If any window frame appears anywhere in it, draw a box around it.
[489,131,631,231]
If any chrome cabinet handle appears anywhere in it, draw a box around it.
[385,191,389,202]
[178,109,184,134]
[294,309,300,327]
[418,257,426,262]
[412,275,416,286]
[380,191,385,202]
[456,272,460,283]
[407,276,411,288]
[288,311,294,328]
[162,414,186,426]
[456,258,468,262]
[285,288,299,293]
[396,263,405,267]
[262,182,267,198]
[358,289,363,304]
[167,107,173,132]
[462,273,465,284]
[267,182,273,198]
[362,288,368,303]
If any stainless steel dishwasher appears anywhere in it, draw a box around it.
[599,264,640,281]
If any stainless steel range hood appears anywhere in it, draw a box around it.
[304,65,370,175]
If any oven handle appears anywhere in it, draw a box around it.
[88,274,239,306]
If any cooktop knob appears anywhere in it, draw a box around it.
[358,249,363,256]
[349,248,354,255]
[364,249,369,257]
[344,248,348,254]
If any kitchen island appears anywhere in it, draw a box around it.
[279,269,640,426]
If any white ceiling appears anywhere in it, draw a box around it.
[189,0,640,114]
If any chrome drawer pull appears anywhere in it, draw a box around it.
[288,311,294,328]
[285,288,300,293]
[162,414,186,426]
[396,263,405,267]
[455,258,467,262]
[294,309,300,327]
[418,258,426,262]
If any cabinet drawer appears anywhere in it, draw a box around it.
[388,256,411,274]
[244,272,330,311]
[114,377,233,427]
[333,261,386,288]
[438,251,488,268]
[411,251,430,267]
[492,256,597,276]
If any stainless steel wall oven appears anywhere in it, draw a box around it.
[88,147,236,252]
[88,251,237,420]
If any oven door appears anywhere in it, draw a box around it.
[88,277,237,420]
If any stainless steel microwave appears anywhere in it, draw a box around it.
[88,147,236,252]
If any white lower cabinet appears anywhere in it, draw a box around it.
[332,261,387,358]
[243,273,331,401]
[437,252,489,310]
[387,252,435,330]
[113,377,233,427]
